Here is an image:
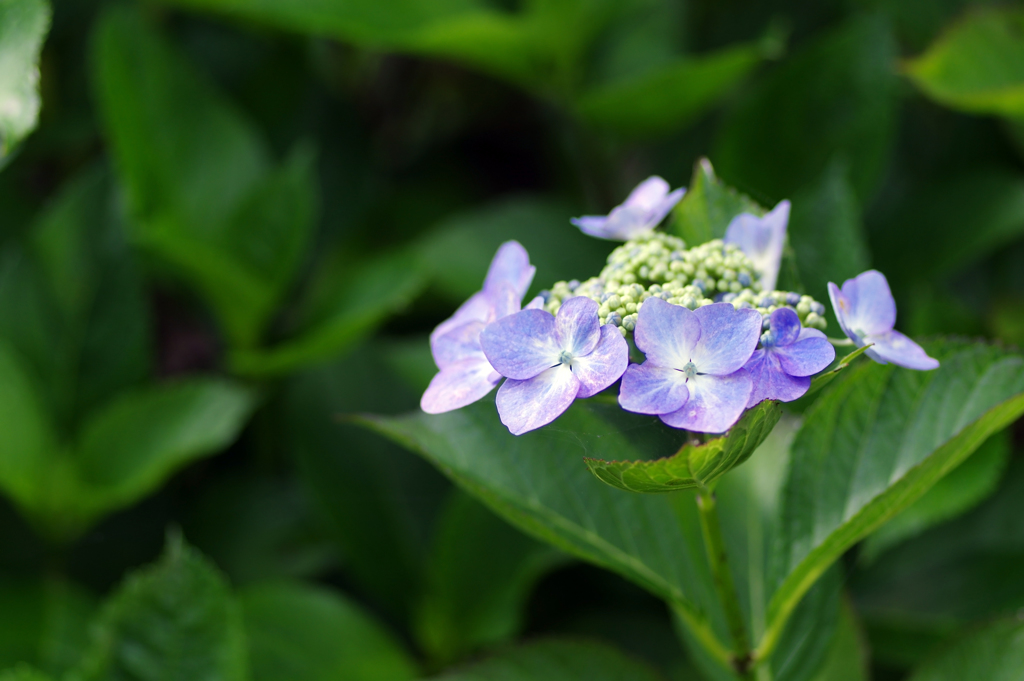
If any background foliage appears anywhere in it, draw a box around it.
[1,0,1023,679]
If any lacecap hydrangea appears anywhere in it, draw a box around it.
[422,174,938,436]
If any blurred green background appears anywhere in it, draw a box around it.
[1,0,1023,679]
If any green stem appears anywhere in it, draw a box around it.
[697,487,753,676]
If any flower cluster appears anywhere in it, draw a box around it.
[422,176,939,436]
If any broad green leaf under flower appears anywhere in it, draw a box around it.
[0,0,50,167]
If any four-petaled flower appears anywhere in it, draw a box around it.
[828,270,939,371]
[421,241,536,414]
[723,199,790,292]
[743,307,835,406]
[480,297,628,435]
[618,299,762,433]
[571,176,685,241]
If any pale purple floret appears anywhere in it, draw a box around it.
[723,199,790,291]
[480,296,628,435]
[744,308,835,407]
[828,270,939,371]
[421,242,536,414]
[571,176,685,241]
[618,299,762,433]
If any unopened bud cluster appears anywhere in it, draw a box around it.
[538,233,827,336]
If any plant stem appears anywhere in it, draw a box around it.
[827,337,855,346]
[696,487,753,676]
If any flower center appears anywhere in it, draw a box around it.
[558,350,575,367]
[760,329,777,347]
[682,361,697,379]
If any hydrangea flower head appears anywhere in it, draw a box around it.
[571,176,685,241]
[828,270,939,371]
[480,296,628,435]
[422,241,535,414]
[723,199,790,291]
[744,307,835,407]
[618,299,762,433]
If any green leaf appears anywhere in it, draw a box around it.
[861,429,1011,562]
[240,581,417,681]
[0,667,53,681]
[808,600,868,681]
[0,578,96,676]
[715,14,898,201]
[904,9,1024,117]
[761,340,1024,660]
[424,639,666,681]
[584,401,782,494]
[229,248,426,376]
[416,489,568,664]
[669,158,765,247]
[803,344,872,398]
[74,535,248,681]
[787,160,871,307]
[0,0,50,165]
[69,379,257,532]
[907,618,1024,681]
[575,44,763,136]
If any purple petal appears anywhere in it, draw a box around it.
[769,307,802,346]
[480,309,560,380]
[525,295,545,310]
[659,369,753,433]
[838,270,896,337]
[555,296,602,357]
[798,327,827,341]
[691,303,762,375]
[431,321,485,370]
[744,351,810,407]
[430,290,491,345]
[646,187,686,227]
[623,176,671,211]
[864,330,940,370]
[572,325,628,398]
[421,357,501,414]
[774,337,836,377]
[495,365,580,435]
[571,215,612,239]
[484,241,535,300]
[618,362,689,415]
[827,282,861,344]
[724,200,789,291]
[633,297,701,369]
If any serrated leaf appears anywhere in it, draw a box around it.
[584,401,781,494]
[575,44,762,136]
[74,535,248,681]
[0,0,50,166]
[904,9,1024,118]
[907,618,1024,681]
[762,340,1024,659]
[670,158,765,246]
[425,639,665,681]
[240,582,417,681]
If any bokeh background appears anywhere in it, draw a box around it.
[1,0,1023,679]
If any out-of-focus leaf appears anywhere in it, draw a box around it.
[862,429,1010,562]
[0,578,96,676]
[808,600,868,681]
[904,9,1024,117]
[92,7,316,348]
[424,639,666,681]
[762,340,1024,662]
[715,14,898,201]
[75,535,247,681]
[230,249,426,376]
[382,335,436,394]
[873,170,1024,285]
[240,582,417,681]
[584,401,781,494]
[416,489,568,665]
[0,0,50,166]
[70,379,258,532]
[418,197,609,303]
[669,158,764,247]
[0,668,52,681]
[787,160,870,306]
[907,618,1024,681]
[576,44,762,136]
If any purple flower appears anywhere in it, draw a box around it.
[743,308,835,407]
[619,299,762,433]
[421,242,535,414]
[480,297,628,435]
[571,176,685,241]
[828,270,939,371]
[723,199,790,291]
